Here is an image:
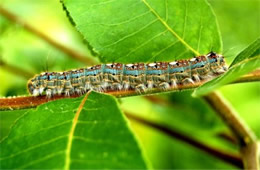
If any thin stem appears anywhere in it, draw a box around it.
[0,69,259,110]
[215,132,238,145]
[240,141,259,170]
[0,6,97,65]
[0,59,33,79]
[203,92,257,145]
[0,82,203,110]
[125,112,243,168]
[231,69,260,84]
[203,91,259,169]
[144,96,240,145]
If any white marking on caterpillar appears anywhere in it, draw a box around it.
[27,52,227,98]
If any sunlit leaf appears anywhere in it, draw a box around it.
[62,0,221,63]
[229,38,260,67]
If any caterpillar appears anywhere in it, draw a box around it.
[27,52,227,98]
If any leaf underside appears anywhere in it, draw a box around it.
[0,92,148,169]
[62,0,222,63]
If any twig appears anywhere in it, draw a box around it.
[0,95,80,110]
[0,69,260,110]
[231,69,260,84]
[0,60,33,79]
[124,112,243,168]
[215,132,238,145]
[0,6,97,65]
[144,96,240,145]
[0,81,205,110]
[203,91,259,169]
[240,141,259,170]
[203,92,257,145]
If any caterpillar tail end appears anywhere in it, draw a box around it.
[27,80,35,96]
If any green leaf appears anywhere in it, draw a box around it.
[229,38,260,67]
[0,109,28,141]
[62,0,222,63]
[0,92,148,169]
[193,38,260,97]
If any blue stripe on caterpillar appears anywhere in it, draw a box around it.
[27,52,227,97]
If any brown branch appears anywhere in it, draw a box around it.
[0,68,260,110]
[0,59,33,79]
[203,92,257,145]
[215,132,238,145]
[0,94,80,110]
[144,95,242,145]
[125,112,243,168]
[144,96,240,145]
[0,82,203,110]
[240,141,260,170]
[0,6,97,65]
[203,92,259,169]
[143,83,259,169]
[231,69,260,84]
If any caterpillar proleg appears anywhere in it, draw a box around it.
[28,52,227,98]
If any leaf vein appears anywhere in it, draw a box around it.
[64,91,91,170]
[182,0,188,39]
[176,49,189,59]
[70,159,127,168]
[142,0,200,56]
[77,120,120,125]
[102,19,158,48]
[17,151,65,169]
[0,135,67,160]
[90,0,117,7]
[124,29,168,58]
[149,40,179,61]
[3,120,72,144]
[165,0,168,22]
[73,136,131,148]
[197,14,203,52]
[86,11,151,27]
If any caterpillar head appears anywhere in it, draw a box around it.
[207,52,228,74]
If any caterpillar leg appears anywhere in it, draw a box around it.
[93,85,104,92]
[182,78,194,85]
[147,81,154,90]
[64,88,74,97]
[192,74,200,82]
[215,68,226,74]
[39,87,45,95]
[57,88,64,95]
[159,82,170,91]
[101,81,109,90]
[123,83,130,91]
[200,74,212,81]
[170,79,178,89]
[135,84,146,94]
[75,88,85,95]
[46,89,53,98]
[33,89,40,96]
[112,83,123,91]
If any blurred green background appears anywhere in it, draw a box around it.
[0,0,259,169]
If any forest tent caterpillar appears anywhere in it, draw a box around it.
[27,52,227,98]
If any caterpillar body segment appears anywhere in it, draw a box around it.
[27,52,227,98]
